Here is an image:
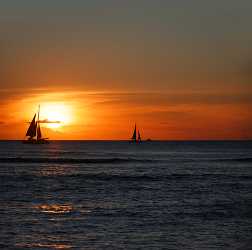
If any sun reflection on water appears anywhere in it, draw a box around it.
[37,165,75,177]
[34,204,73,214]
[28,203,92,249]
[16,243,72,249]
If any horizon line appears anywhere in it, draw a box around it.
[0,139,251,142]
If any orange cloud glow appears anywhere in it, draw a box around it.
[0,89,251,140]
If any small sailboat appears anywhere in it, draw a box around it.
[22,105,49,144]
[131,123,142,143]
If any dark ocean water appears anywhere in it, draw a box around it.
[0,140,251,250]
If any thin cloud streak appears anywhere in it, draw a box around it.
[39,119,61,124]
[1,88,251,108]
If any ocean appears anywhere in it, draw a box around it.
[0,140,251,249]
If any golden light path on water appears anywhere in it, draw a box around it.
[33,203,91,216]
[33,204,73,214]
[17,203,92,249]
[37,165,76,177]
[15,243,72,249]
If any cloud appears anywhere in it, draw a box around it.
[0,88,251,113]
[91,91,252,107]
[39,119,61,124]
[0,87,48,105]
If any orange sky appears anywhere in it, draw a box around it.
[0,89,251,140]
[0,1,252,140]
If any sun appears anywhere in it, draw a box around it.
[40,103,73,130]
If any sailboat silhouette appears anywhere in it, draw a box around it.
[137,130,141,142]
[22,105,49,144]
[131,123,142,143]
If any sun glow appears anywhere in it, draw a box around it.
[40,103,73,130]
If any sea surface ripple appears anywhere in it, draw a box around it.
[0,141,251,249]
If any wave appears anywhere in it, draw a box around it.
[215,157,252,162]
[0,156,251,165]
[176,157,252,163]
[0,157,154,164]
[1,172,251,183]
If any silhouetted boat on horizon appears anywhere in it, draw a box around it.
[22,105,49,144]
[131,123,142,143]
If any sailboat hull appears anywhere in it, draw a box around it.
[22,139,49,144]
[129,139,142,143]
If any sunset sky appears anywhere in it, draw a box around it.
[0,1,251,140]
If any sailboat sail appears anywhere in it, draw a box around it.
[37,105,42,140]
[37,123,42,140]
[131,124,137,140]
[138,130,141,142]
[26,114,37,137]
[23,105,49,144]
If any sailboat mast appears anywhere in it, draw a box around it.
[38,105,40,122]
[37,105,40,141]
